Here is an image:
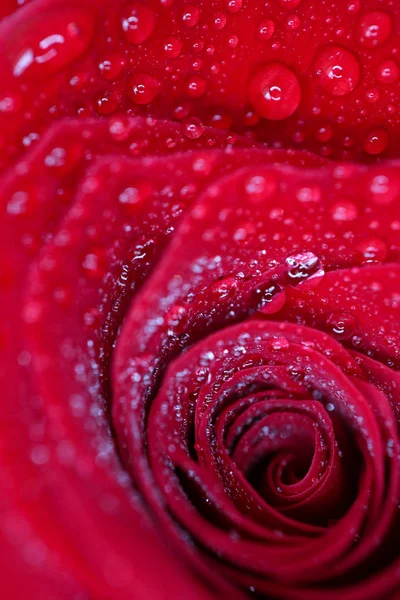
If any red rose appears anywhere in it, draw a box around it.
[1,1,400,599]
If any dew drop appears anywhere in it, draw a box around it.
[327,312,357,339]
[330,201,359,222]
[286,15,300,30]
[363,127,389,155]
[213,12,227,30]
[369,174,398,205]
[286,252,324,285]
[252,282,286,314]
[245,174,277,201]
[258,19,275,41]
[182,5,200,28]
[120,3,155,45]
[184,117,204,139]
[227,0,243,13]
[356,238,387,263]
[209,277,238,302]
[356,11,392,48]
[249,62,301,120]
[82,249,107,279]
[296,184,321,203]
[314,45,360,96]
[164,36,183,58]
[208,108,232,129]
[93,89,119,115]
[118,182,153,211]
[127,73,159,105]
[98,53,125,80]
[316,125,333,142]
[377,60,399,84]
[365,88,380,103]
[12,8,94,79]
[186,75,207,98]
[269,337,290,351]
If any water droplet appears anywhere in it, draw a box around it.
[286,252,324,285]
[108,116,132,142]
[314,45,360,96]
[186,75,207,98]
[120,3,155,45]
[227,0,243,13]
[377,60,399,84]
[296,184,321,203]
[118,182,153,211]
[0,93,22,114]
[356,11,392,48]
[269,337,290,351]
[252,282,286,314]
[348,1,361,13]
[369,174,398,205]
[285,15,300,30]
[12,8,94,79]
[31,445,50,465]
[93,89,119,115]
[364,127,389,155]
[331,201,359,222]
[209,277,238,301]
[165,305,188,335]
[82,249,107,279]
[6,190,32,216]
[182,5,200,27]
[316,125,333,142]
[213,12,227,30]
[98,53,125,80]
[365,88,380,103]
[356,238,387,263]
[327,312,357,339]
[245,174,277,201]
[258,19,275,41]
[164,36,183,58]
[208,108,232,129]
[228,34,239,49]
[127,73,159,104]
[183,117,204,139]
[249,62,301,120]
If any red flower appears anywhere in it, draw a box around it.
[1,1,400,599]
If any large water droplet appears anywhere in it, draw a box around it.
[356,238,387,263]
[182,5,200,28]
[369,174,398,205]
[330,201,359,222]
[377,60,399,84]
[252,281,286,314]
[327,312,357,339]
[120,4,155,45]
[249,62,301,120]
[363,127,389,155]
[245,174,277,202]
[127,73,159,105]
[314,45,360,96]
[356,11,392,48]
[12,8,94,79]
[164,36,183,58]
[286,252,325,285]
[226,0,243,13]
[258,19,275,41]
[98,53,125,80]
[186,75,207,98]
[184,117,204,139]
